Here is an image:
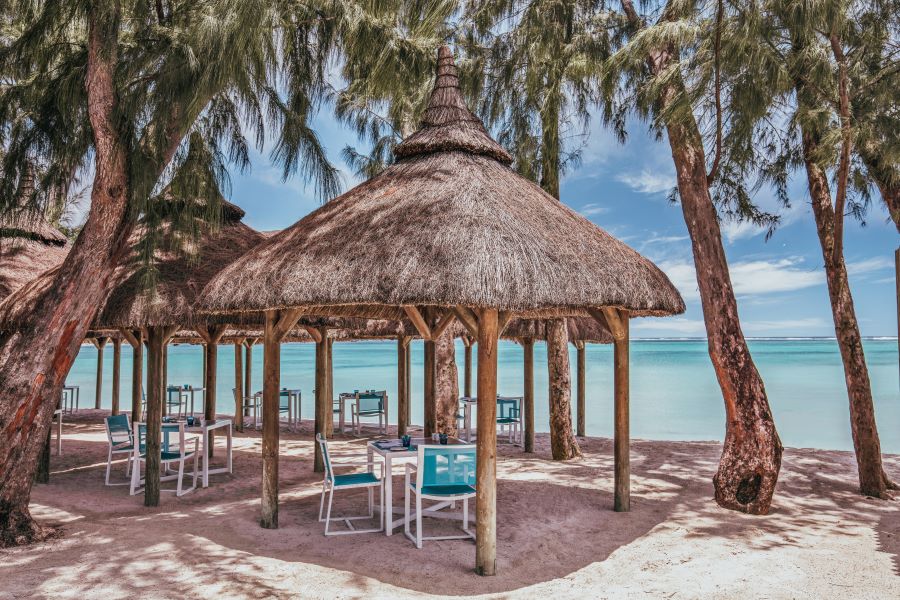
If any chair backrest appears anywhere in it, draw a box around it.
[279,389,291,410]
[105,414,132,446]
[416,444,476,491]
[166,385,183,404]
[134,422,185,456]
[357,392,382,413]
[497,397,520,420]
[315,434,333,482]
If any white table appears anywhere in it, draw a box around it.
[185,418,232,488]
[181,386,204,416]
[367,437,466,535]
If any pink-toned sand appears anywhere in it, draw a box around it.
[1,410,898,599]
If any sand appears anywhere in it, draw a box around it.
[1,410,898,599]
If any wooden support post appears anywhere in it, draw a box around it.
[424,338,436,437]
[92,337,108,409]
[144,326,172,507]
[197,325,226,458]
[244,339,255,408]
[463,337,473,397]
[599,308,631,513]
[523,337,535,453]
[405,339,412,424]
[121,329,143,421]
[397,337,409,436]
[326,337,334,436]
[475,308,499,576]
[234,339,244,432]
[162,341,169,416]
[314,328,328,472]
[112,337,122,415]
[576,342,586,438]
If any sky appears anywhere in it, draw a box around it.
[225,108,898,339]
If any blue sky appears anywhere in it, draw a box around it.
[228,109,898,339]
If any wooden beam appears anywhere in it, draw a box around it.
[302,325,322,344]
[274,308,305,340]
[523,337,535,453]
[498,311,512,335]
[452,307,479,338]
[119,328,140,348]
[404,305,432,340]
[576,341,586,438]
[432,311,457,339]
[261,311,281,528]
[463,339,473,398]
[475,308,499,576]
[611,309,630,512]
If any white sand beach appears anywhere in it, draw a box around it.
[2,411,898,599]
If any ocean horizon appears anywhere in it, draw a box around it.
[66,337,900,454]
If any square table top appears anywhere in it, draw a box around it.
[368,437,469,457]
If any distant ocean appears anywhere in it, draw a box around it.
[65,338,900,454]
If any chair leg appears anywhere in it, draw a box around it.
[176,459,184,496]
[463,498,469,530]
[318,481,327,521]
[126,455,132,477]
[404,481,411,539]
[416,496,423,549]
[105,446,113,486]
[192,449,199,489]
[324,487,335,535]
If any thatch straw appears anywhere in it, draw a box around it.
[198,47,684,320]
[503,317,612,344]
[0,214,69,300]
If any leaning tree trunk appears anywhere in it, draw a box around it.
[547,319,581,460]
[621,0,783,512]
[802,132,897,498]
[434,327,460,436]
[0,8,135,546]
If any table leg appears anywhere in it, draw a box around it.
[384,454,394,535]
[202,426,210,488]
[226,423,232,474]
[339,397,346,433]
[56,412,62,455]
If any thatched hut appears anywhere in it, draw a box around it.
[0,214,68,301]
[199,46,683,574]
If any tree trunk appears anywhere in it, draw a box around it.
[326,338,334,436]
[33,430,51,485]
[144,327,168,507]
[111,337,122,415]
[576,341,586,437]
[0,5,136,546]
[546,319,581,460]
[475,308,499,576]
[434,327,460,436]
[397,337,409,436]
[233,340,244,432]
[802,131,897,498]
[314,330,328,472]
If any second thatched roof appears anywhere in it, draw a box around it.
[199,47,684,321]
[0,213,69,301]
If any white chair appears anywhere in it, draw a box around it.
[351,391,387,435]
[129,422,199,497]
[234,388,261,429]
[404,444,476,548]
[104,414,134,485]
[316,434,384,536]
[496,396,522,445]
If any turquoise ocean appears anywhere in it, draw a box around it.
[66,338,900,453]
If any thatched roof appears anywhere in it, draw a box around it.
[199,47,683,321]
[0,200,262,329]
[503,317,612,344]
[0,214,69,300]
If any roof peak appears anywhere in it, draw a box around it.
[393,46,512,164]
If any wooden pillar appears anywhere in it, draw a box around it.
[144,326,173,507]
[576,341,586,437]
[202,342,208,384]
[244,339,255,409]
[121,329,144,422]
[92,337,108,409]
[602,308,631,513]
[233,339,244,432]
[424,339,436,437]
[162,341,169,416]
[475,308,499,576]
[314,328,328,472]
[463,337,473,397]
[523,337,535,453]
[326,337,334,436]
[197,325,226,457]
[111,337,122,415]
[261,309,302,529]
[397,337,409,436]
[405,341,412,424]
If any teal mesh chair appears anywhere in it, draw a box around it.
[104,414,133,486]
[129,422,199,497]
[497,396,522,445]
[316,434,384,536]
[351,391,387,435]
[404,444,476,548]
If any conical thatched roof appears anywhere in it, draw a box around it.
[0,200,262,330]
[0,213,69,300]
[198,46,684,320]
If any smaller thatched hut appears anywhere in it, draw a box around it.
[0,214,68,301]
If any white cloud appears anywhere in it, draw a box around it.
[615,169,676,195]
[578,202,610,216]
[847,256,893,276]
[722,220,766,244]
[632,317,706,335]
[659,257,825,301]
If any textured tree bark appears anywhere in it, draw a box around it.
[576,341,586,437]
[463,337,473,397]
[261,313,281,528]
[475,309,498,577]
[802,131,897,498]
[144,327,169,507]
[397,337,409,436]
[522,338,535,453]
[0,5,136,546]
[547,319,581,460]
[111,338,122,415]
[92,337,108,409]
[620,0,782,515]
[233,340,244,432]
[434,328,460,436]
[423,339,436,437]
[314,330,328,473]
[33,430,51,485]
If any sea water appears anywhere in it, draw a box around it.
[65,338,900,453]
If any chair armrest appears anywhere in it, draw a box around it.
[330,461,383,475]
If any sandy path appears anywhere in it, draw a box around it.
[1,411,898,599]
